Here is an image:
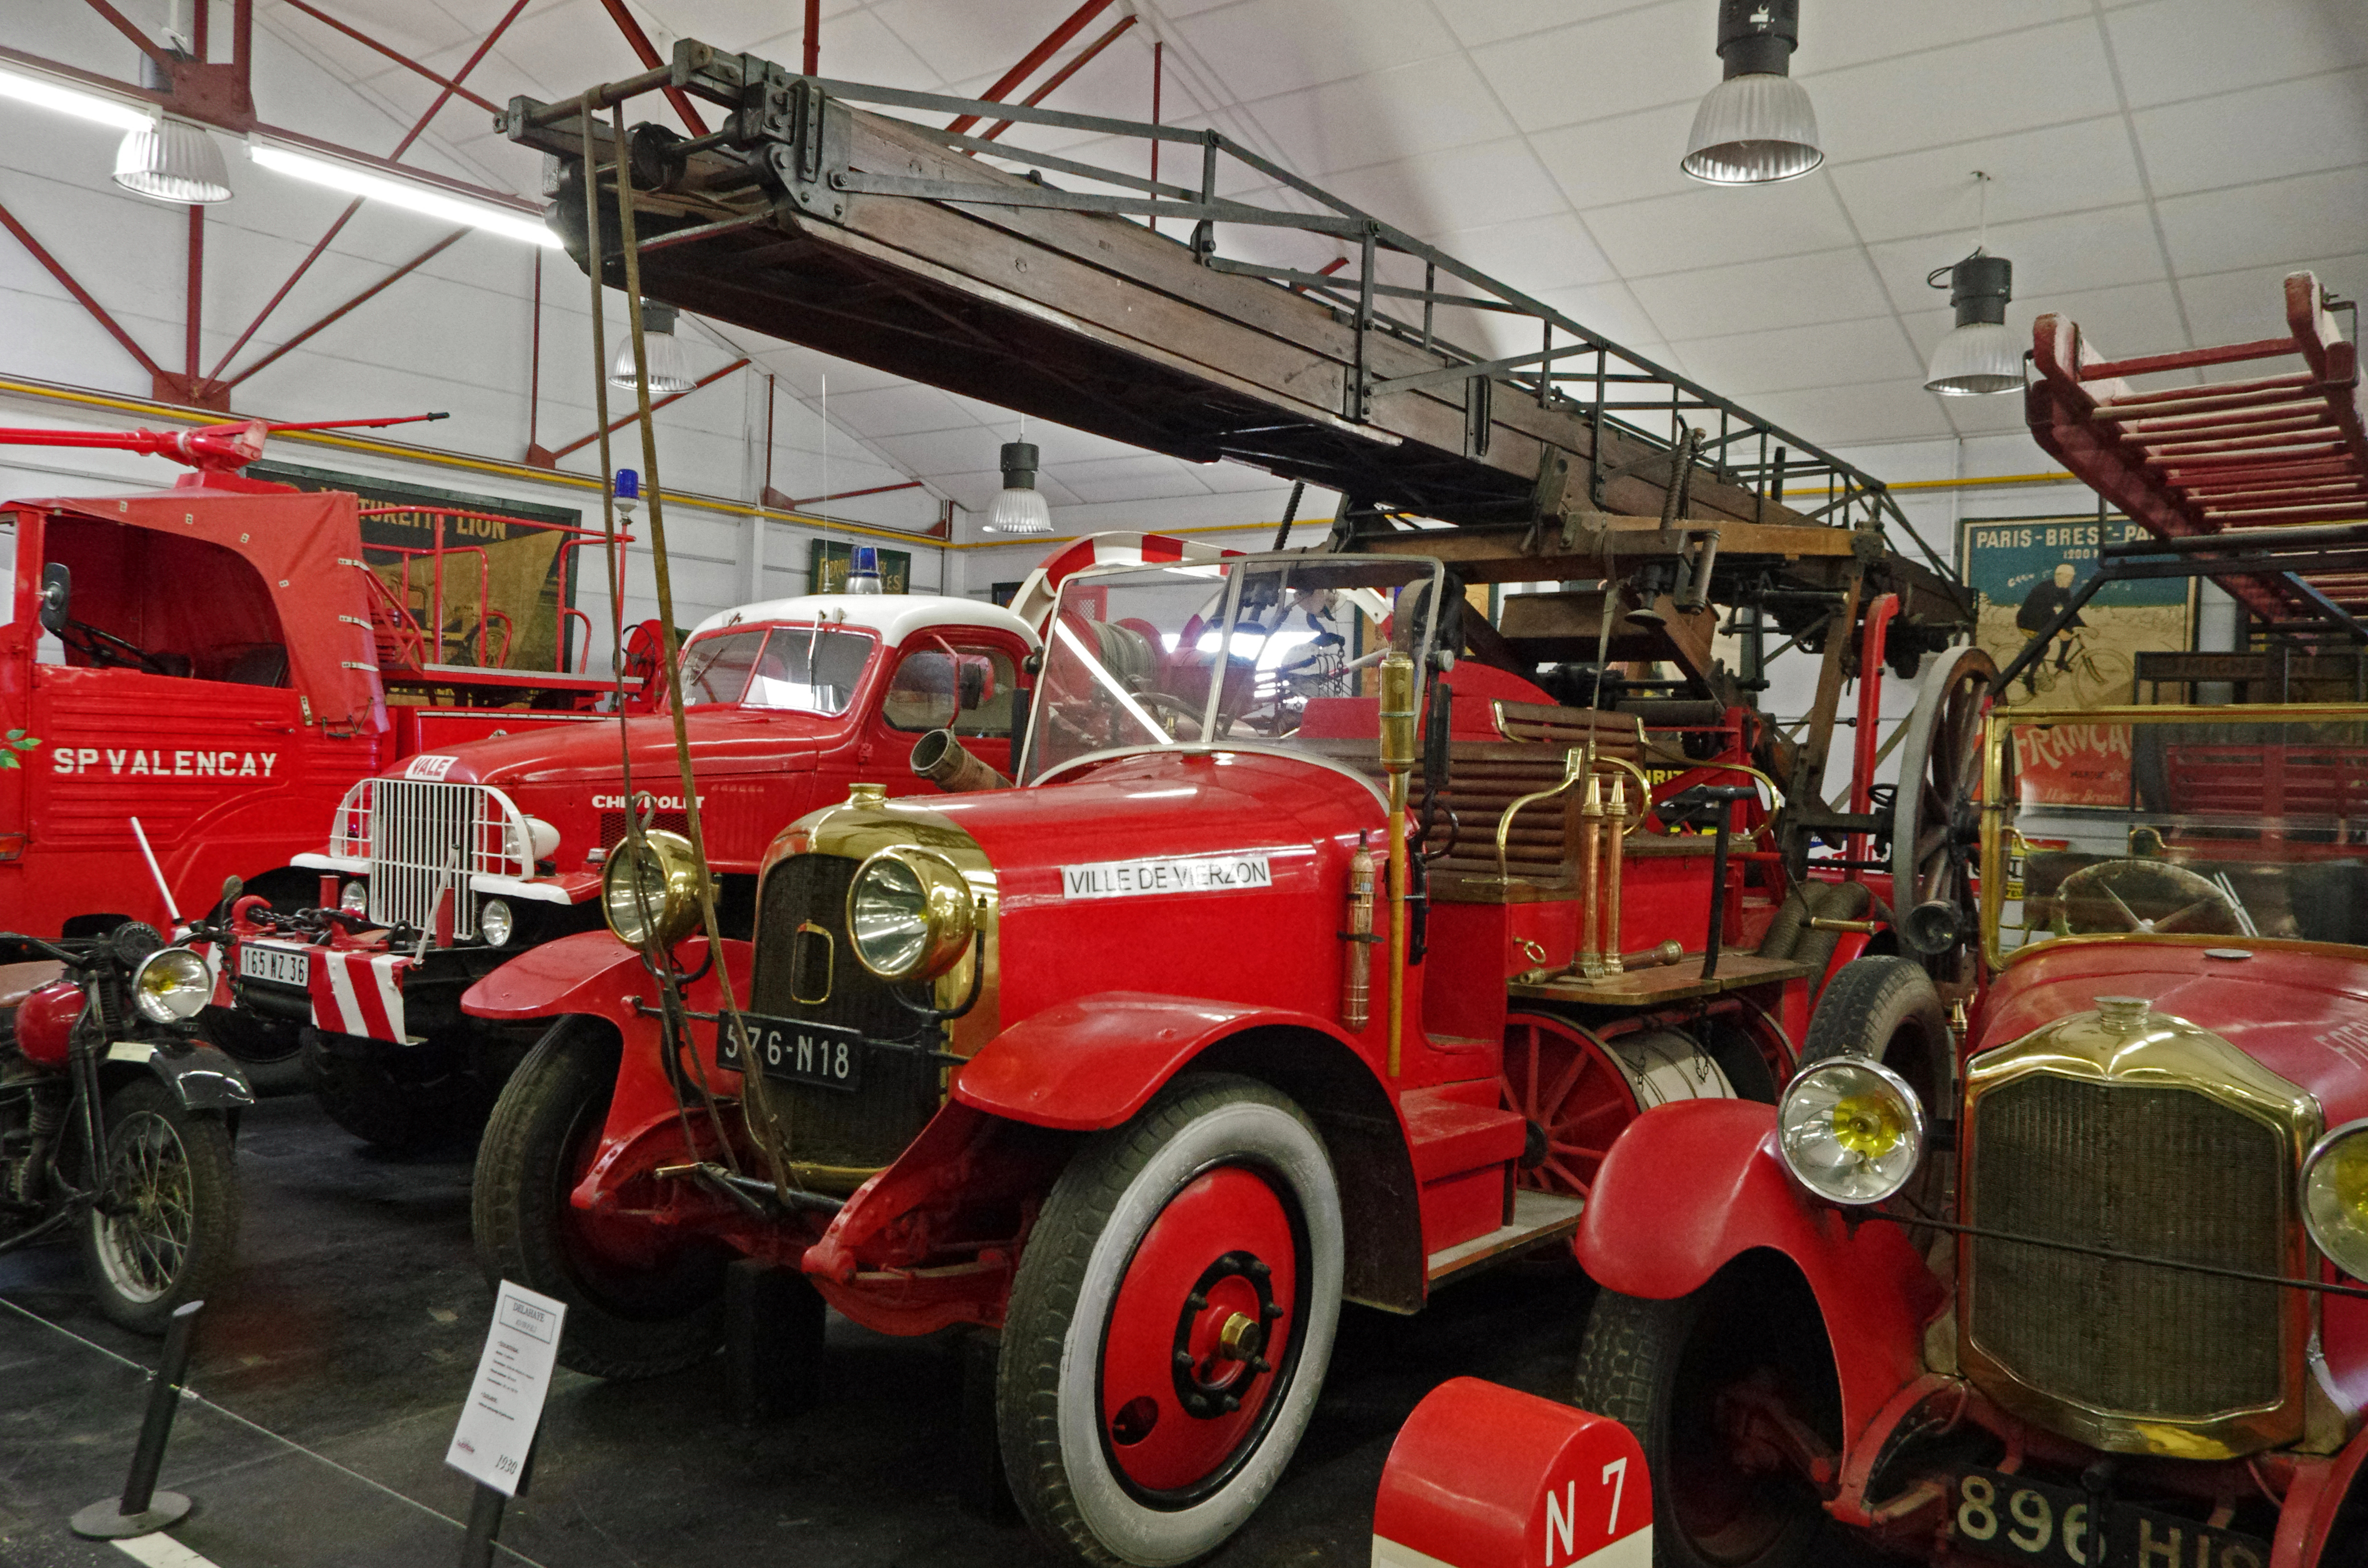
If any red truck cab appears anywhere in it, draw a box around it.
[211,592,1040,1147]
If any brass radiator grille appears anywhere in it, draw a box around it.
[747,854,941,1181]
[1968,1074,2286,1421]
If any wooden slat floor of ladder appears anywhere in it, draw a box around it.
[1425,1188,1586,1287]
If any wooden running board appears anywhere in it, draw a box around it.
[1425,1189,1585,1286]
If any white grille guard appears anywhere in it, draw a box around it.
[300,778,570,915]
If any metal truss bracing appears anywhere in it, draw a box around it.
[501,38,1968,641]
[2028,271,2368,640]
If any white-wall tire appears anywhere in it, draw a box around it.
[999,1072,1344,1567]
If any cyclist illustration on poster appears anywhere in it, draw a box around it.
[1959,513,2191,710]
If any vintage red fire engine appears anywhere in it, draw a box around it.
[208,580,1043,1149]
[0,416,623,965]
[1575,699,2368,1568]
[457,546,1961,1566]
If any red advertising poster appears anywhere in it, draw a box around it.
[2014,721,2133,809]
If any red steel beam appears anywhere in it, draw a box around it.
[0,199,165,380]
[597,0,710,137]
[547,359,751,463]
[222,231,469,390]
[204,0,530,389]
[804,0,821,75]
[981,15,1136,141]
[275,0,503,115]
[78,0,177,71]
[185,207,203,382]
[789,481,924,507]
[947,0,1113,136]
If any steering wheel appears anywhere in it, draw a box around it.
[58,618,176,676]
[1136,688,1203,740]
[2056,859,2245,936]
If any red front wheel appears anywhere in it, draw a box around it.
[999,1073,1344,1567]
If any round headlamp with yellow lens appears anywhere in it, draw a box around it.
[132,946,211,1025]
[1777,1056,1926,1205]
[846,846,975,981]
[2303,1120,2368,1280]
[602,829,706,950]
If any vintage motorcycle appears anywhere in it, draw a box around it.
[0,907,252,1333]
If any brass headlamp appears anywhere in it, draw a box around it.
[602,829,707,950]
[846,845,976,980]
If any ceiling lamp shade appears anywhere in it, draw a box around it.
[1924,251,2022,396]
[986,441,1052,535]
[114,118,230,204]
[1682,0,1822,185]
[609,302,696,394]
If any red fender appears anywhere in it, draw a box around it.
[950,990,1382,1131]
[2287,1423,2368,1567]
[1574,1099,1945,1446]
[462,931,752,1216]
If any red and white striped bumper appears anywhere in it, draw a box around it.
[307,948,418,1044]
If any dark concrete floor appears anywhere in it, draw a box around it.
[0,1093,1602,1568]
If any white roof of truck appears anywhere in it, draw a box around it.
[689,592,1040,649]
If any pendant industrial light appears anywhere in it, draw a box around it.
[113,117,230,204]
[986,429,1052,536]
[608,301,696,394]
[115,6,230,204]
[1682,0,1822,184]
[1924,173,2022,396]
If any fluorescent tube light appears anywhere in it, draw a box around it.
[0,66,152,132]
[248,140,560,248]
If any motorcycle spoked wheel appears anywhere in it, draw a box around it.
[472,1018,728,1380]
[999,1073,1344,1568]
[78,1078,241,1335]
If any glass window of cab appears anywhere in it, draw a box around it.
[1985,708,2368,961]
[677,625,875,716]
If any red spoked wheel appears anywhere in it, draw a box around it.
[1000,1074,1344,1567]
[1501,1013,1641,1198]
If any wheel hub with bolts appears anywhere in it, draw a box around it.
[1169,1250,1280,1418]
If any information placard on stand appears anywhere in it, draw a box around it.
[446,1282,566,1497]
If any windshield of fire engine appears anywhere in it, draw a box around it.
[1018,552,1447,783]
[1987,708,2368,962]
[675,625,875,715]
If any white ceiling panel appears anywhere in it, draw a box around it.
[2101,0,2368,110]
[1170,0,1460,104]
[1467,3,1699,135]
[2176,250,2368,346]
[1227,54,1515,179]
[1667,315,1924,398]
[1324,137,1566,237]
[1795,0,2094,74]
[1421,212,1618,293]
[1628,248,1892,340]
[2154,167,2368,278]
[1806,18,2113,163]
[1583,175,1861,278]
[2133,68,2368,198]
[1823,116,2146,245]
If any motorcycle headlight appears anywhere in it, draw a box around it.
[132,947,211,1026]
[340,879,369,915]
[602,830,704,950]
[479,897,514,948]
[1777,1056,1925,1206]
[846,846,974,980]
[2303,1120,2368,1281]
